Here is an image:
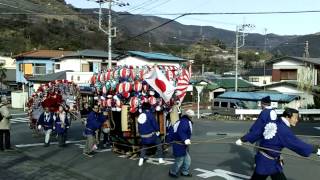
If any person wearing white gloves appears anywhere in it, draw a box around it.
[137,103,164,166]
[236,108,320,180]
[169,109,194,178]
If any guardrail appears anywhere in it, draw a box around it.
[235,109,320,120]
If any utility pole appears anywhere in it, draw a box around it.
[235,24,255,92]
[304,41,309,58]
[202,64,204,76]
[107,0,112,68]
[95,0,129,69]
[263,28,267,92]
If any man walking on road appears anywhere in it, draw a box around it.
[169,109,194,178]
[83,105,105,157]
[236,108,320,180]
[0,96,13,151]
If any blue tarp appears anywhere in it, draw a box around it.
[218,91,299,103]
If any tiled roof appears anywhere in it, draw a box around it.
[57,49,120,59]
[27,70,73,82]
[214,78,256,89]
[128,51,186,61]
[218,91,299,103]
[14,50,74,59]
[267,56,320,65]
[243,68,272,76]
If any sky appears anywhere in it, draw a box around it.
[65,0,320,36]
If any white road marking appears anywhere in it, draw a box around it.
[11,117,29,122]
[194,168,250,179]
[11,113,28,116]
[15,140,86,148]
[118,155,174,165]
[74,143,111,153]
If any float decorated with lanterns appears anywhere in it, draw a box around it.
[90,64,191,152]
[26,80,81,132]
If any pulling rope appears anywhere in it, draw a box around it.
[109,136,320,163]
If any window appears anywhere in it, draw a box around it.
[249,77,260,82]
[230,103,236,108]
[280,69,297,80]
[55,64,60,70]
[82,64,89,72]
[214,101,219,107]
[19,64,23,72]
[77,76,80,81]
[34,63,46,75]
[22,64,33,75]
[221,102,228,108]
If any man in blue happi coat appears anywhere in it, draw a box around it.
[168,109,194,178]
[83,105,106,157]
[243,96,277,142]
[137,102,164,166]
[37,107,55,147]
[236,108,320,180]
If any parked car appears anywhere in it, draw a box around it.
[0,90,12,104]
[211,98,245,116]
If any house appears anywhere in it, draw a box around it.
[266,56,320,107]
[267,56,320,87]
[54,49,119,73]
[0,56,17,90]
[194,78,257,103]
[243,67,272,86]
[13,50,73,84]
[217,91,300,109]
[117,51,188,67]
[0,56,16,69]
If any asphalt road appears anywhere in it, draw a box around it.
[1,108,320,180]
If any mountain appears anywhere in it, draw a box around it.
[0,0,298,57]
[271,34,320,57]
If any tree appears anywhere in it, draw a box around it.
[0,63,7,90]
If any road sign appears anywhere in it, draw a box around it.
[195,86,204,119]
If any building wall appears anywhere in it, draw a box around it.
[272,59,318,86]
[268,86,314,108]
[248,75,272,86]
[66,72,93,85]
[272,60,303,69]
[0,56,16,69]
[16,60,54,83]
[55,58,107,73]
[117,56,182,67]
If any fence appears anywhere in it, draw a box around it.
[235,109,320,120]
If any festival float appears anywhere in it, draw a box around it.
[26,80,81,132]
[90,64,191,153]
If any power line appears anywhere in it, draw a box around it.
[126,0,158,12]
[116,14,187,45]
[2,8,320,16]
[140,0,173,14]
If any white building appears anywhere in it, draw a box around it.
[117,51,187,67]
[243,67,272,86]
[54,49,119,73]
[0,56,16,69]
